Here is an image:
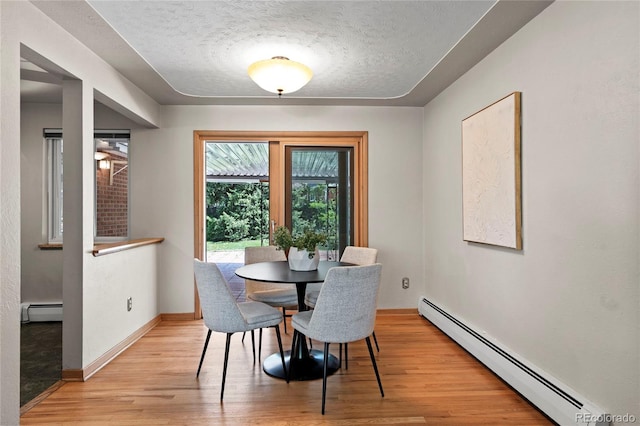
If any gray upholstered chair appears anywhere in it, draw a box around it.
[304,246,380,363]
[304,246,378,307]
[291,264,384,414]
[245,246,298,335]
[193,259,288,400]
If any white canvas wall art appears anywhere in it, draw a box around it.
[462,92,522,249]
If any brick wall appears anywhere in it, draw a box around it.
[96,152,128,237]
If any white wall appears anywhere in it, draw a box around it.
[83,245,159,364]
[133,105,424,313]
[422,1,639,421]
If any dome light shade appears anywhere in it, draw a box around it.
[248,56,313,96]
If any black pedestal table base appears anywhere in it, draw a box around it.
[263,349,340,381]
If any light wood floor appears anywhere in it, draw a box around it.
[21,313,553,425]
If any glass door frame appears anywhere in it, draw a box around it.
[193,130,369,318]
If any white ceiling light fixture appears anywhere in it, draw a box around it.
[248,56,313,97]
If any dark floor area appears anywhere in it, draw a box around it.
[20,321,62,406]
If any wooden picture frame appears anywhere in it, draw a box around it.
[462,92,522,250]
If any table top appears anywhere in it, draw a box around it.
[235,260,351,284]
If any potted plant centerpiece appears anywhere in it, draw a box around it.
[273,226,327,271]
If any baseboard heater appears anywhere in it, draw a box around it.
[418,297,610,426]
[21,302,63,322]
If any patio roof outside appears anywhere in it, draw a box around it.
[205,142,341,182]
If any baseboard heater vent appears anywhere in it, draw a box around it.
[21,303,63,323]
[418,297,610,426]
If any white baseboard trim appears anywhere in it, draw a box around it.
[21,302,63,322]
[419,297,610,426]
[62,315,161,381]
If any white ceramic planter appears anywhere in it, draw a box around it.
[287,247,320,271]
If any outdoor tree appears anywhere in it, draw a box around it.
[206,181,336,246]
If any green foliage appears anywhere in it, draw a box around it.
[206,216,217,241]
[293,228,327,253]
[217,212,249,242]
[206,181,338,248]
[290,183,330,236]
[273,225,294,252]
[273,225,326,255]
[206,182,268,242]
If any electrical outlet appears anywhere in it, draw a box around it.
[402,277,410,289]
[127,297,132,312]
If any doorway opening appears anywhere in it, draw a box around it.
[205,142,270,301]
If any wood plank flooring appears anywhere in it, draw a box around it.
[20,313,554,425]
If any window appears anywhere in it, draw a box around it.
[94,132,130,241]
[45,129,130,243]
[45,130,64,243]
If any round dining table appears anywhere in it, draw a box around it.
[235,260,351,381]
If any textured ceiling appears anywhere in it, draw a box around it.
[87,1,493,99]
[27,0,553,106]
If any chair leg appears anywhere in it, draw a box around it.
[338,343,349,369]
[346,343,350,370]
[274,325,288,383]
[221,333,233,401]
[338,343,342,368]
[258,328,263,363]
[251,330,256,364]
[291,329,297,354]
[242,331,246,343]
[365,336,384,397]
[282,307,288,333]
[322,342,330,415]
[287,330,298,382]
[196,329,212,377]
[372,330,380,352]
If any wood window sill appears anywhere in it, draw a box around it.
[38,243,63,250]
